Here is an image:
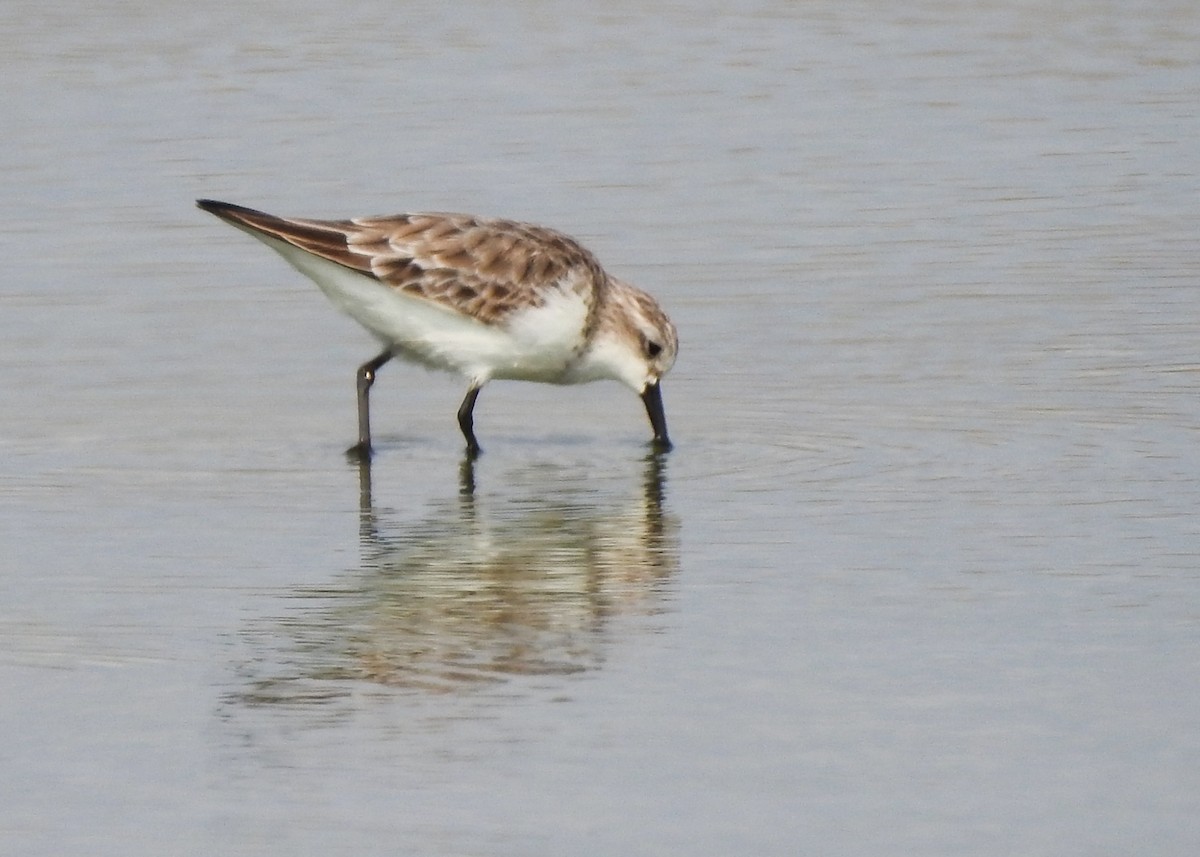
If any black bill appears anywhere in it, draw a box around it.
[641,381,672,451]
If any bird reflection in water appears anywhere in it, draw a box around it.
[236,451,678,706]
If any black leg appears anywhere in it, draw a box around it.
[346,350,392,460]
[641,381,672,452]
[457,384,483,458]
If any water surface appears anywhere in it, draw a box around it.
[2,1,1198,854]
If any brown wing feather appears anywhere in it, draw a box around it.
[197,200,607,329]
[349,213,605,325]
[196,200,373,275]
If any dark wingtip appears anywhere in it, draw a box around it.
[196,199,261,220]
[196,200,294,238]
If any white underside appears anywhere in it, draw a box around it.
[245,230,608,386]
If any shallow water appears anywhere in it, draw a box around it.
[2,1,1199,854]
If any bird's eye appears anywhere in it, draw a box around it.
[644,339,663,359]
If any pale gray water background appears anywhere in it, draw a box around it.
[2,0,1198,854]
